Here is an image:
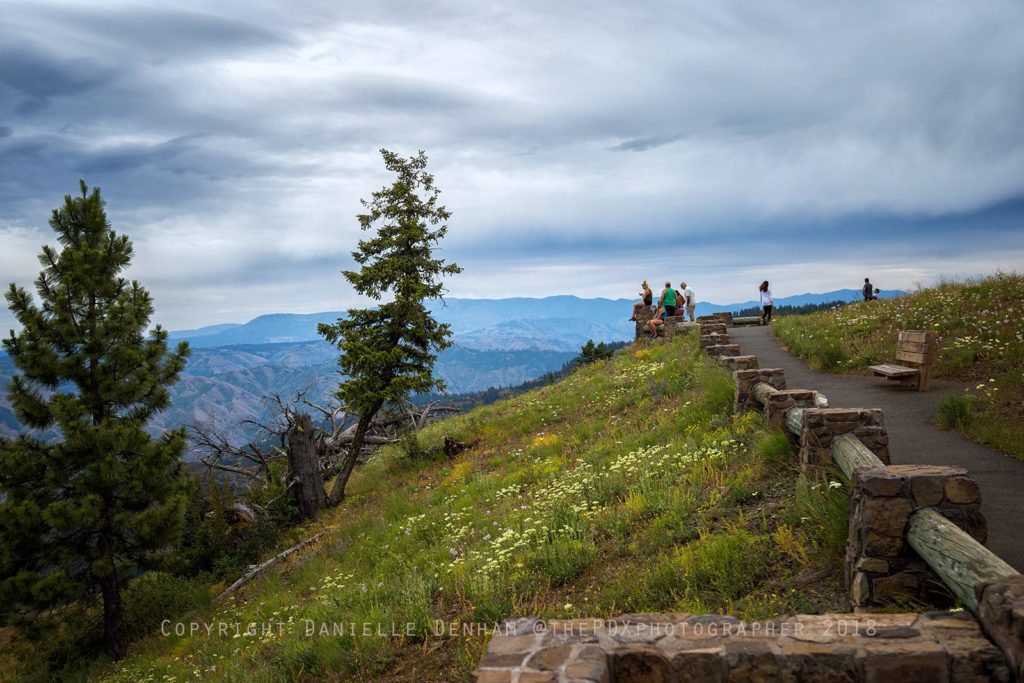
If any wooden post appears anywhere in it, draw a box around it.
[831,433,885,481]
[907,508,1019,612]
[287,412,328,521]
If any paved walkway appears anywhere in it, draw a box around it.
[730,325,1024,572]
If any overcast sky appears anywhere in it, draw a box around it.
[2,0,1023,331]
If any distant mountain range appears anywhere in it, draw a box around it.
[0,344,577,446]
[168,290,901,350]
[2,289,902,452]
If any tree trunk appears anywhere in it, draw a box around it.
[327,411,375,507]
[287,412,327,521]
[98,568,127,660]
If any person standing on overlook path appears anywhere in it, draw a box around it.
[658,281,677,317]
[759,280,774,325]
[680,282,696,322]
[863,277,874,301]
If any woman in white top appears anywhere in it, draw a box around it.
[759,281,774,325]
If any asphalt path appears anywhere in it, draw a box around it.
[730,324,1024,572]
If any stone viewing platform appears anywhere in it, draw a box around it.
[474,612,1008,682]
[634,307,699,341]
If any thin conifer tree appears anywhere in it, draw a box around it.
[0,181,191,659]
[319,150,461,506]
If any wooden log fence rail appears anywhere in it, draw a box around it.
[830,433,885,481]
[727,353,1024,676]
[907,508,1019,613]
[751,381,778,406]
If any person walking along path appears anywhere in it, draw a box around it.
[730,324,1024,572]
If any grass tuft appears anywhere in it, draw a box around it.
[934,393,974,430]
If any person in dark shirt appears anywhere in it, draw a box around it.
[863,278,874,301]
[629,280,653,320]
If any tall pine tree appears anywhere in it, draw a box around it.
[318,149,461,506]
[0,181,191,659]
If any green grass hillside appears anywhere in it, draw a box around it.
[4,334,852,682]
[773,272,1024,459]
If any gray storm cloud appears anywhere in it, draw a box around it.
[1,0,1022,329]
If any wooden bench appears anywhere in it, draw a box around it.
[869,330,938,391]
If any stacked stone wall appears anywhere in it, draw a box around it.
[732,368,786,412]
[718,355,758,371]
[798,408,890,470]
[474,613,1008,682]
[846,465,987,608]
[762,389,820,431]
[976,575,1024,679]
[634,306,656,340]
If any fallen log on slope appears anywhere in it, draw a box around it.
[216,530,329,601]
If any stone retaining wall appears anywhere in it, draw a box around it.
[666,320,700,340]
[634,307,656,340]
[732,368,786,412]
[704,343,741,359]
[976,574,1024,679]
[762,389,821,431]
[846,465,987,609]
[474,612,1008,682]
[797,408,890,470]
[699,332,730,350]
[698,321,728,336]
[718,355,759,371]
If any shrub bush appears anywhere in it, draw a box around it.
[935,394,974,430]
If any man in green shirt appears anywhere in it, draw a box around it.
[658,281,677,317]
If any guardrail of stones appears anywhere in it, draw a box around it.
[730,321,1024,680]
[472,315,1024,682]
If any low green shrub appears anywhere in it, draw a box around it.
[534,537,596,585]
[123,572,211,637]
[792,473,848,557]
[935,394,974,430]
[675,528,773,601]
[755,430,795,471]
[815,342,848,372]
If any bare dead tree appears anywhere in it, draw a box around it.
[189,414,284,485]
[189,388,462,518]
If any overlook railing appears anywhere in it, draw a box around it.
[743,370,1022,675]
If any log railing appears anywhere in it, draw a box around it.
[738,359,1024,677]
[830,433,884,480]
[751,380,1020,615]
[908,509,1019,612]
[751,381,778,406]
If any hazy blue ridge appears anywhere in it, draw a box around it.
[167,291,904,348]
[2,291,905,449]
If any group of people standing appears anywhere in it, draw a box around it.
[631,277,881,339]
[630,280,696,338]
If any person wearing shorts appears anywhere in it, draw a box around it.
[647,306,667,338]
[680,282,695,322]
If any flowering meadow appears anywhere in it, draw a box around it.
[79,335,852,682]
[773,272,1024,458]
